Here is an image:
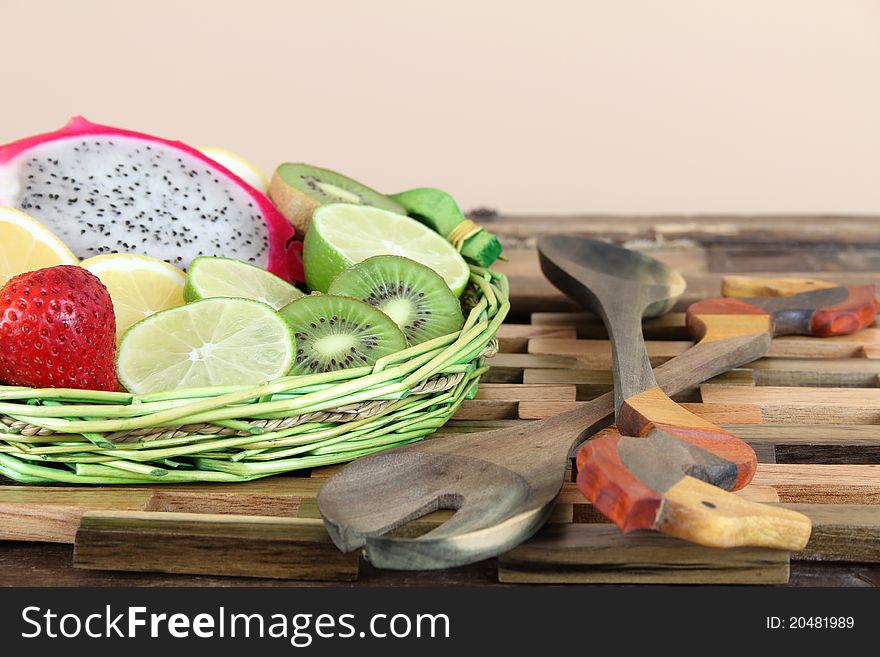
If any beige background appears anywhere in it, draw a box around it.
[3,0,879,214]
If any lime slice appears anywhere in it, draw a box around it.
[303,204,470,296]
[117,297,295,393]
[0,207,79,286]
[184,256,304,310]
[199,146,269,193]
[80,253,186,343]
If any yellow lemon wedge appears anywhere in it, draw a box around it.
[0,206,79,286]
[80,253,186,343]
[199,147,269,193]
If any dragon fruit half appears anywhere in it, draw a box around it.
[0,117,303,282]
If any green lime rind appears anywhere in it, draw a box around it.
[184,256,304,310]
[278,293,407,375]
[303,222,354,294]
[117,297,296,394]
[303,203,470,297]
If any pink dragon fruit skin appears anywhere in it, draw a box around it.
[0,117,303,282]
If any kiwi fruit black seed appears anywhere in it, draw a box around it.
[269,163,405,234]
[328,255,465,346]
[279,294,407,375]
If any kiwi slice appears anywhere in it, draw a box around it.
[269,163,405,234]
[279,293,407,374]
[328,255,465,346]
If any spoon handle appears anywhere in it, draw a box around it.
[603,303,657,416]
[687,284,877,340]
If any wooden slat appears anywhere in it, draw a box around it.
[528,332,880,365]
[751,442,777,464]
[0,479,324,544]
[522,358,880,388]
[528,338,691,368]
[749,358,880,387]
[0,490,152,543]
[486,352,580,370]
[497,524,790,584]
[724,424,880,465]
[454,400,518,420]
[522,368,615,386]
[703,385,880,406]
[144,490,307,517]
[496,324,577,352]
[707,244,880,275]
[727,423,880,445]
[518,400,763,424]
[765,333,877,359]
[482,352,579,383]
[529,312,690,340]
[786,504,880,562]
[473,383,577,401]
[523,368,753,399]
[751,464,880,503]
[73,511,359,581]
[701,385,880,424]
[751,358,880,373]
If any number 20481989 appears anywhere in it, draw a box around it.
[766,617,855,630]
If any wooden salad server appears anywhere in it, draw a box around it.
[317,236,876,569]
[562,250,878,549]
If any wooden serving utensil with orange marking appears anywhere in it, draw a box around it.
[573,264,877,550]
[317,237,875,569]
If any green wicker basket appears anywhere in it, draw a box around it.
[0,265,508,485]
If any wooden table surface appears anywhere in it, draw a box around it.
[3,213,880,587]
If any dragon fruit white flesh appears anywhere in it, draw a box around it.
[0,117,303,282]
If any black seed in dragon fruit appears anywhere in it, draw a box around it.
[0,117,303,282]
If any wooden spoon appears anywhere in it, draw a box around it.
[317,237,876,569]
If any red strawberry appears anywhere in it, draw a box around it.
[0,265,118,391]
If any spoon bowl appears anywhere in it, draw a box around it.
[537,235,686,320]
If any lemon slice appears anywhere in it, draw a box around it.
[199,147,269,193]
[0,206,78,285]
[80,253,186,343]
[117,297,295,394]
[303,204,470,296]
[184,256,304,310]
